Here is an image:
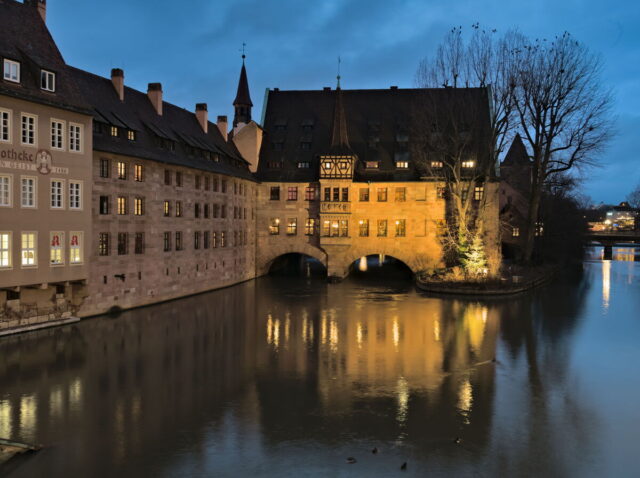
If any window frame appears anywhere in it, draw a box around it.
[50,118,65,150]
[21,231,37,268]
[0,174,11,207]
[69,181,82,210]
[0,231,12,269]
[3,59,20,83]
[19,176,37,209]
[69,231,83,264]
[40,69,56,92]
[69,123,83,153]
[50,178,65,209]
[50,231,65,266]
[0,108,12,143]
[21,113,37,147]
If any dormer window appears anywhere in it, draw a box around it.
[127,130,136,141]
[110,126,119,137]
[394,152,409,168]
[297,161,310,169]
[431,161,443,169]
[365,161,380,169]
[3,59,20,83]
[41,70,55,92]
[395,160,409,169]
[462,160,475,168]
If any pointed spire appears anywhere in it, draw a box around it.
[502,133,530,166]
[330,87,351,153]
[233,48,253,127]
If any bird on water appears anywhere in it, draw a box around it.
[400,462,407,470]
[346,457,357,464]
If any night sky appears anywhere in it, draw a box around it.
[45,0,639,204]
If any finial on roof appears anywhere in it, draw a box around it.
[336,56,341,89]
[241,42,246,63]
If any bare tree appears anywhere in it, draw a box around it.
[513,32,614,262]
[627,183,640,209]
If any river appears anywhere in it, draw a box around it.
[1,247,639,477]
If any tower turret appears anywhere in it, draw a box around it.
[233,54,253,127]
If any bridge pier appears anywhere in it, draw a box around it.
[603,245,613,261]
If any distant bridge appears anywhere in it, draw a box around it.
[586,231,640,259]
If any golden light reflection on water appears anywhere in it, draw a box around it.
[457,378,473,425]
[602,261,611,311]
[396,376,409,425]
[0,399,11,437]
[19,395,37,441]
[50,386,63,418]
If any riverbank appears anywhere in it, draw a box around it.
[415,265,557,296]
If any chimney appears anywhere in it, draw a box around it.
[195,103,208,133]
[147,83,163,115]
[111,69,124,101]
[26,0,46,23]
[217,116,228,141]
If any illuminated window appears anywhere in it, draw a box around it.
[322,220,348,237]
[359,219,369,237]
[395,187,406,202]
[220,231,226,247]
[41,70,55,92]
[0,232,12,268]
[134,197,144,215]
[212,232,217,248]
[359,188,369,202]
[365,161,379,169]
[298,162,310,168]
[395,160,409,169]
[3,59,20,82]
[21,177,36,208]
[117,232,128,255]
[69,181,81,209]
[70,232,83,263]
[50,119,64,149]
[116,161,127,179]
[431,161,443,169]
[0,175,10,206]
[21,114,36,145]
[395,219,406,237]
[176,201,182,217]
[50,179,63,208]
[305,218,317,236]
[512,227,520,237]
[99,233,109,256]
[305,186,318,201]
[110,126,119,137]
[535,222,544,237]
[474,186,484,201]
[117,196,127,215]
[69,123,82,152]
[377,188,387,202]
[163,200,170,217]
[339,219,348,237]
[269,218,280,235]
[377,219,387,237]
[462,160,475,168]
[0,109,10,142]
[287,218,297,235]
[134,164,143,182]
[127,130,136,141]
[321,161,332,171]
[21,232,37,266]
[50,231,64,265]
[287,187,298,201]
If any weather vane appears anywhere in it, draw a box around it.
[241,42,246,61]
[337,56,341,88]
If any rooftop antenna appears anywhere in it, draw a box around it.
[336,56,341,89]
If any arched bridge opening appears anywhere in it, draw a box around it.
[346,254,414,282]
[268,253,327,278]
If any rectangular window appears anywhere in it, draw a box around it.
[176,173,183,187]
[116,161,127,180]
[287,187,298,201]
[195,203,200,218]
[359,219,369,237]
[221,205,227,218]
[220,231,226,248]
[359,188,369,202]
[474,186,484,201]
[194,231,201,249]
[134,233,144,254]
[163,200,171,217]
[287,218,297,235]
[204,203,209,218]
[339,220,349,237]
[395,187,406,202]
[305,186,318,201]
[204,231,210,249]
[324,187,331,202]
[395,160,409,169]
[377,219,388,237]
[98,233,110,256]
[437,187,446,199]
[164,169,171,185]
[270,186,280,200]
[50,179,64,209]
[134,164,144,182]
[21,232,37,266]
[365,161,379,169]
[462,160,475,168]
[21,177,36,208]
[69,123,82,152]
[535,222,544,237]
[70,232,83,263]
[21,114,36,146]
[117,232,128,255]
[50,231,64,265]
[134,197,144,216]
[50,119,64,150]
[213,177,219,192]
[0,175,10,206]
[99,158,110,178]
[0,109,10,143]
[99,195,109,215]
[512,227,520,237]
[322,220,330,237]
[176,201,182,217]
[431,161,443,169]
[110,126,119,137]
[342,188,349,202]
[269,218,280,235]
[195,175,201,189]
[298,161,310,168]
[205,176,210,190]
[0,232,11,268]
[175,231,183,251]
[3,59,20,82]
[395,219,406,237]
[377,188,388,202]
[117,196,127,215]
[212,231,217,248]
[127,130,136,141]
[163,232,171,252]
[305,218,317,236]
[69,182,81,209]
[41,70,55,92]
[213,203,219,218]
[331,188,339,202]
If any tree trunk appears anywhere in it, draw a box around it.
[523,183,542,264]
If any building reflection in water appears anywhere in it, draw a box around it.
[602,260,611,311]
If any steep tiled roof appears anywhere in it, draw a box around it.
[70,67,255,181]
[0,0,90,114]
[233,62,252,107]
[257,87,492,182]
[501,134,530,166]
